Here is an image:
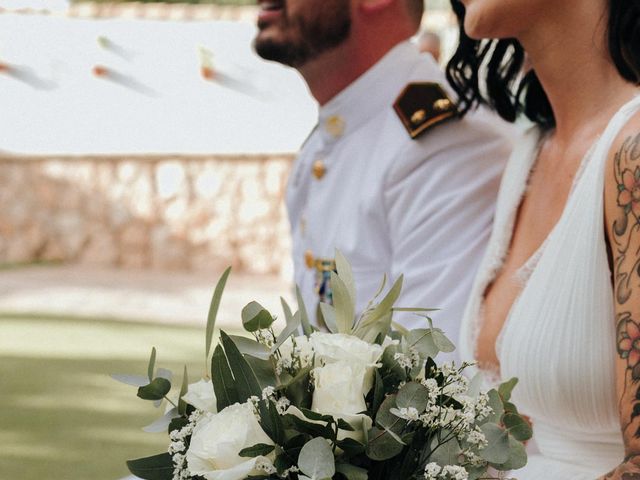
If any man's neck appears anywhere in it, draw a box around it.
[298,32,411,106]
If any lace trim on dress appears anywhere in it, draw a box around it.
[473,132,601,378]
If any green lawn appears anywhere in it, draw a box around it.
[0,313,231,480]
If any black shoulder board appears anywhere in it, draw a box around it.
[393,82,458,140]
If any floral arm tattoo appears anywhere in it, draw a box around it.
[603,133,640,480]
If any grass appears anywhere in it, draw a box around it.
[0,313,234,480]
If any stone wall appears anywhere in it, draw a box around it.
[0,154,294,275]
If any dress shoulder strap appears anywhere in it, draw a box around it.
[592,95,640,167]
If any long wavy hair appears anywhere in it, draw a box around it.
[446,0,640,128]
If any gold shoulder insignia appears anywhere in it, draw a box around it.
[393,82,458,140]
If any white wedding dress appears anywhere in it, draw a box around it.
[459,95,640,479]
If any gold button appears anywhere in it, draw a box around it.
[300,217,307,235]
[312,159,327,180]
[433,98,452,112]
[411,109,426,125]
[304,250,314,269]
[325,115,345,138]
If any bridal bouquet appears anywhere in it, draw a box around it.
[115,253,530,480]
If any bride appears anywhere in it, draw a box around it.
[448,0,640,478]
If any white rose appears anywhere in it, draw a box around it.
[310,361,374,443]
[186,402,274,480]
[310,332,384,367]
[182,379,217,413]
[310,332,384,394]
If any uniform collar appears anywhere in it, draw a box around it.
[316,40,420,144]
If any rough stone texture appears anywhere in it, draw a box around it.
[0,154,294,275]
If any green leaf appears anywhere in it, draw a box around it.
[111,373,150,387]
[271,311,302,354]
[298,437,336,480]
[335,463,368,480]
[206,267,231,361]
[336,418,356,432]
[431,329,455,353]
[331,271,355,334]
[498,377,518,403]
[244,355,277,390]
[283,414,334,439]
[483,389,505,424]
[375,395,405,434]
[396,382,429,413]
[220,331,262,402]
[178,366,188,416]
[228,335,271,360]
[239,443,276,458]
[406,329,439,360]
[365,426,405,461]
[503,413,532,441]
[281,297,294,324]
[479,423,510,464]
[429,435,461,467]
[493,434,527,471]
[137,378,171,401]
[126,453,173,480]
[335,438,366,457]
[242,301,275,333]
[361,275,404,328]
[211,344,238,411]
[296,285,313,336]
[319,302,339,333]
[335,249,356,306]
[299,408,335,423]
[147,347,157,382]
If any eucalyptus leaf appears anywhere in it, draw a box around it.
[406,329,439,360]
[429,435,461,467]
[493,434,528,471]
[365,426,405,461]
[482,389,505,424]
[147,347,157,382]
[396,382,429,413]
[142,407,179,433]
[242,301,275,333]
[503,413,532,441]
[126,452,173,480]
[479,423,510,464]
[111,373,150,387]
[206,267,231,361]
[498,377,519,402]
[335,463,368,480]
[137,378,171,401]
[319,302,339,333]
[228,335,271,360]
[298,437,336,480]
[331,271,355,334]
[296,285,313,336]
[431,329,455,353]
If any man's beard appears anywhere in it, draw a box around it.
[254,1,351,68]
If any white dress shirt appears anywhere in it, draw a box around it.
[287,41,512,362]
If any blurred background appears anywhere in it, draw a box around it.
[0,0,455,478]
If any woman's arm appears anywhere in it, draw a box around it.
[602,119,640,479]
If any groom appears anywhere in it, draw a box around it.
[254,0,511,356]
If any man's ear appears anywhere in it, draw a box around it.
[357,0,395,15]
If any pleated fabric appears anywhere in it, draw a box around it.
[459,95,640,479]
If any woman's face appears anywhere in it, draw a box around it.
[459,0,549,40]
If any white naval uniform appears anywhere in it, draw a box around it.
[288,41,512,362]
